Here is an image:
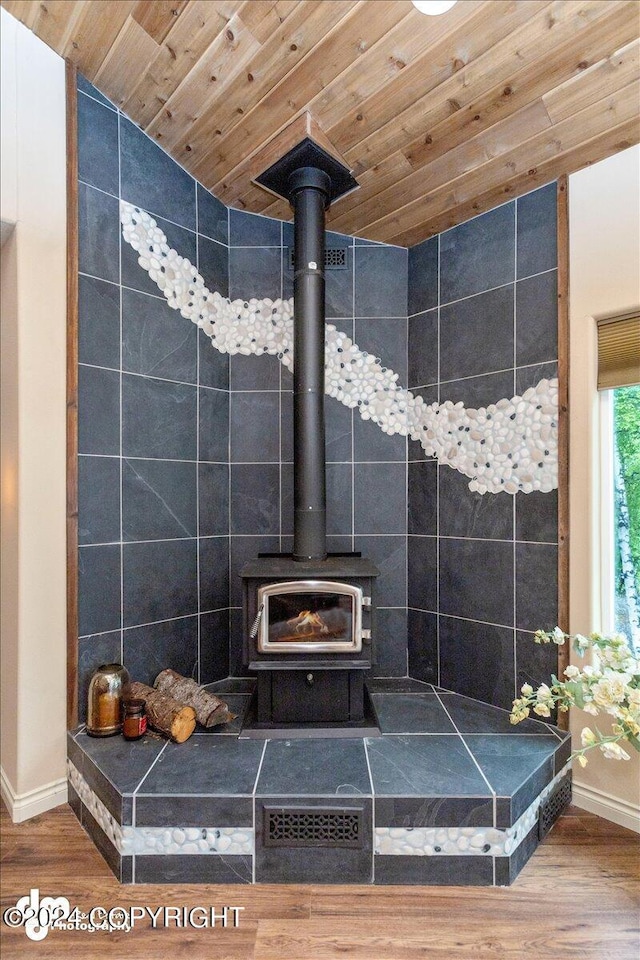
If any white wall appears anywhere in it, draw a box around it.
[569,145,640,831]
[0,9,68,821]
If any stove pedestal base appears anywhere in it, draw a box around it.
[255,669,366,725]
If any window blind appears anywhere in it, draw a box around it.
[597,313,640,390]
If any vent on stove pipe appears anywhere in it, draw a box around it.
[289,167,331,562]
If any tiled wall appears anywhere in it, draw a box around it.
[76,75,411,719]
[76,75,559,712]
[406,184,559,710]
[76,76,231,719]
[227,219,409,676]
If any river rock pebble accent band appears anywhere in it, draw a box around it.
[120,201,558,495]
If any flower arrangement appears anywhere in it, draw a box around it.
[510,628,640,766]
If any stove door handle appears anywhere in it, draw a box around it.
[249,604,264,640]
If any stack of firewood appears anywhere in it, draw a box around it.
[128,670,236,743]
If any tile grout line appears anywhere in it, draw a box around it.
[196,178,201,685]
[406,266,558,318]
[362,739,376,882]
[279,219,284,554]
[132,788,136,883]
[351,239,356,552]
[404,266,409,677]
[80,174,226,245]
[252,741,269,884]
[133,741,169,797]
[117,108,124,665]
[513,198,519,706]
[404,534,559,545]
[436,232,441,686]
[407,357,559,393]
[78,87,117,112]
[434,692,497,828]
[79,360,222,392]
[79,313,557,400]
[227,208,232,678]
[79,607,233,640]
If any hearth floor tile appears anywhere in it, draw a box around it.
[439,692,564,735]
[462,734,559,824]
[71,729,165,809]
[256,738,372,796]
[372,693,457,734]
[137,736,265,795]
[71,730,165,790]
[365,734,493,798]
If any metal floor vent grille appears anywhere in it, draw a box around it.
[288,248,348,270]
[538,774,572,840]
[264,806,363,848]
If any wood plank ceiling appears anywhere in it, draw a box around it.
[3,0,639,246]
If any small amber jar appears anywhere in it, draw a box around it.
[87,663,130,737]
[122,699,147,740]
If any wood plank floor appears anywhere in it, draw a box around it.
[1,801,638,959]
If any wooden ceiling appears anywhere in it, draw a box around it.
[3,0,639,246]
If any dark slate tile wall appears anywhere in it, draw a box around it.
[76,78,231,718]
[407,184,559,711]
[228,218,409,676]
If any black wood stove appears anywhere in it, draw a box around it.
[241,140,379,735]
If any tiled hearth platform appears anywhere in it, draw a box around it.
[67,679,572,887]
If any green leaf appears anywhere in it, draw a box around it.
[625,732,640,753]
[565,681,585,709]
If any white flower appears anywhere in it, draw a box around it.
[628,688,640,708]
[521,683,533,696]
[581,727,597,748]
[574,634,590,652]
[533,703,551,717]
[536,683,553,703]
[564,665,581,679]
[576,754,588,768]
[600,741,631,761]
[592,676,630,709]
[552,626,566,644]
[583,701,599,715]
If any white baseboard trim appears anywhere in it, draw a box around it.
[0,766,68,823]
[572,780,640,833]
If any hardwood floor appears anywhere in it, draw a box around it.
[1,801,638,959]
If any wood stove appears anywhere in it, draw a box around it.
[242,555,378,732]
[241,140,380,735]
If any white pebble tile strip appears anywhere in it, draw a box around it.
[374,763,571,857]
[120,202,558,495]
[67,761,254,856]
[68,759,123,850]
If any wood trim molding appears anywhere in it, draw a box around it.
[557,174,570,731]
[66,59,79,731]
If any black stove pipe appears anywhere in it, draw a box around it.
[288,166,332,562]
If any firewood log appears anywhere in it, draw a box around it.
[128,682,196,743]
[153,670,236,728]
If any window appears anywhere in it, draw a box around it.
[611,386,640,651]
[598,310,640,652]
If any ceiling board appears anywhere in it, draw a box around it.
[2,0,638,246]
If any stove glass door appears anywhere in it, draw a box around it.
[258,581,362,653]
